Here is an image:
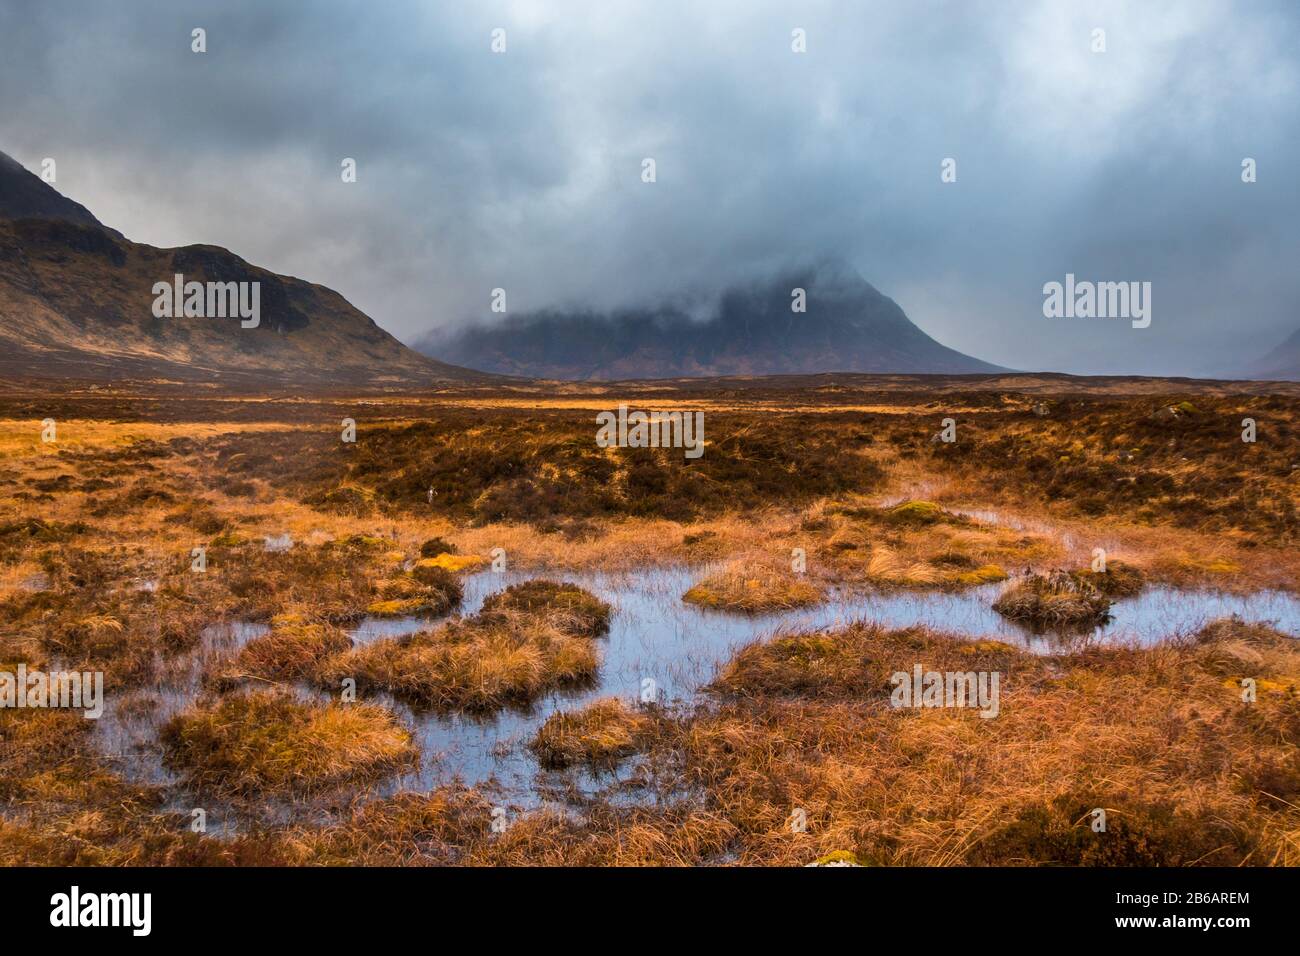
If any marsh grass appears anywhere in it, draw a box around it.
[480,579,612,637]
[217,622,352,685]
[209,410,885,526]
[318,604,601,712]
[1071,559,1145,597]
[683,617,1300,865]
[683,561,823,613]
[921,396,1299,541]
[2,386,1297,867]
[530,697,656,769]
[161,690,416,795]
[993,571,1113,629]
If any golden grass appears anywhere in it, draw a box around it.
[864,546,942,586]
[366,597,439,617]
[480,579,612,637]
[416,553,487,573]
[530,697,655,769]
[220,622,352,684]
[318,606,600,712]
[691,617,1300,865]
[955,564,1010,585]
[683,560,823,613]
[992,572,1112,628]
[0,419,287,458]
[2,386,1297,866]
[161,690,415,794]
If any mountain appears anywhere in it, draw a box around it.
[0,152,122,238]
[0,151,487,387]
[418,261,1005,380]
[1244,327,1300,381]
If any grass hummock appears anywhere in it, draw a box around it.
[884,500,950,526]
[366,567,462,617]
[683,562,823,613]
[160,691,415,794]
[992,571,1112,629]
[1071,559,1146,597]
[318,598,603,712]
[419,537,458,558]
[529,697,654,769]
[219,622,351,685]
[480,580,612,637]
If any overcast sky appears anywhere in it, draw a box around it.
[2,0,1297,375]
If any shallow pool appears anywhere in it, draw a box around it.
[91,565,1300,819]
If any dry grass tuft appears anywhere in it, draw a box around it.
[530,697,655,768]
[219,623,352,684]
[480,579,612,637]
[993,571,1112,629]
[864,546,943,587]
[1071,559,1146,597]
[160,690,415,794]
[683,561,823,613]
[318,608,599,712]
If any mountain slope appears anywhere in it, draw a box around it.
[0,151,487,386]
[0,151,121,238]
[419,261,1005,380]
[1245,327,1300,381]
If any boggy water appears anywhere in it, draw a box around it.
[92,565,1300,826]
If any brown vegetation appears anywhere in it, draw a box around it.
[683,561,823,613]
[160,691,415,795]
[480,579,612,636]
[318,598,603,712]
[530,697,656,769]
[0,381,1296,867]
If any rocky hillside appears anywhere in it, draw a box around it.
[0,150,487,387]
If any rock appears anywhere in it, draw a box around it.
[806,850,864,867]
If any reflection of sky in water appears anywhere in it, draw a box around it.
[90,567,1300,825]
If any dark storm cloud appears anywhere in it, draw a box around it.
[1,0,1297,375]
